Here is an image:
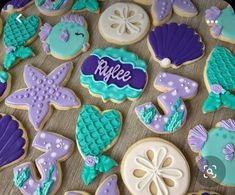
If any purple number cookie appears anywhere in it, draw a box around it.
[136,72,198,134]
[3,0,33,13]
[5,62,81,130]
[13,131,74,195]
[0,71,11,102]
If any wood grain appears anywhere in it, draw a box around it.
[0,0,235,194]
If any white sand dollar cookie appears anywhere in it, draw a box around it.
[98,3,150,45]
[121,138,190,195]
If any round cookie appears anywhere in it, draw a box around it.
[0,71,11,102]
[148,23,205,69]
[39,14,90,60]
[2,0,34,13]
[5,62,81,130]
[35,0,73,16]
[98,2,150,45]
[121,138,190,195]
[0,114,28,171]
[72,0,102,13]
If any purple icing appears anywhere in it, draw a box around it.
[148,23,204,67]
[60,30,69,42]
[219,119,235,132]
[81,56,147,89]
[0,114,26,169]
[210,84,225,94]
[42,42,50,53]
[61,14,85,26]
[211,26,223,37]
[39,23,52,41]
[96,175,118,195]
[196,156,208,173]
[85,155,98,167]
[223,143,234,161]
[3,0,32,10]
[0,82,7,97]
[205,6,221,21]
[37,0,72,12]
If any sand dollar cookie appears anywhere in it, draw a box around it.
[148,23,205,69]
[99,3,150,45]
[2,0,33,13]
[121,138,190,195]
[39,14,90,60]
[80,48,148,103]
[0,71,11,102]
[188,119,235,186]
[5,62,81,130]
[0,114,28,171]
[203,46,235,113]
[188,190,221,195]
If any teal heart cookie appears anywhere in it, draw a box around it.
[76,105,122,185]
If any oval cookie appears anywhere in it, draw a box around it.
[121,138,190,195]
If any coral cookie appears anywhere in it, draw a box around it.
[39,14,90,60]
[3,13,41,70]
[99,3,150,45]
[205,6,235,44]
[2,0,33,13]
[80,48,148,103]
[0,114,28,171]
[72,0,101,13]
[13,131,74,195]
[188,119,235,186]
[35,0,73,16]
[203,47,235,113]
[121,138,190,195]
[188,190,221,195]
[148,23,204,69]
[0,71,11,102]
[76,105,122,185]
[5,63,80,130]
[65,174,119,195]
[135,72,198,134]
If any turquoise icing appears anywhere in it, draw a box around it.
[140,106,156,125]
[72,0,99,12]
[0,71,9,83]
[14,167,30,188]
[52,0,65,9]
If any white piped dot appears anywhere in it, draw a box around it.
[168,81,173,86]
[171,90,177,96]
[40,133,46,138]
[64,145,69,150]
[38,158,45,164]
[51,152,57,158]
[179,78,184,82]
[155,124,160,129]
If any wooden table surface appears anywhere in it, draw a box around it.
[0,0,235,194]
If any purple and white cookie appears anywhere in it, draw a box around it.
[2,0,33,13]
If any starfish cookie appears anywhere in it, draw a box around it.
[5,62,80,130]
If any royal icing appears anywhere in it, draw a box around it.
[99,3,150,45]
[13,131,74,195]
[188,190,221,195]
[5,63,81,130]
[135,72,198,133]
[76,105,122,185]
[121,138,190,195]
[205,6,235,43]
[0,71,11,102]
[148,23,204,68]
[80,48,148,103]
[39,14,90,60]
[188,119,235,186]
[3,0,33,12]
[0,114,28,171]
[72,0,100,13]
[3,13,40,70]
[203,46,235,113]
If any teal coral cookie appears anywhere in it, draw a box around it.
[3,13,40,70]
[76,105,122,185]
[72,0,100,13]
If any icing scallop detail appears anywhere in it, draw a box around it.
[148,23,204,68]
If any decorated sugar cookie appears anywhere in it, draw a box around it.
[121,138,190,195]
[39,14,90,60]
[3,13,41,70]
[13,131,74,195]
[76,105,122,185]
[80,48,148,103]
[65,174,120,195]
[72,0,101,13]
[148,23,205,68]
[5,63,81,130]
[98,3,150,45]
[0,71,11,102]
[35,0,73,16]
[0,114,28,171]
[2,0,33,13]
[188,119,235,186]
[188,190,221,195]
[203,46,235,113]
[135,72,198,134]
[205,6,235,44]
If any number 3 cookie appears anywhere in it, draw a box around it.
[121,138,190,195]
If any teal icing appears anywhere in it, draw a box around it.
[14,167,30,188]
[72,0,99,12]
[140,106,156,125]
[0,71,9,83]
[35,0,46,6]
[36,165,55,195]
[52,0,65,10]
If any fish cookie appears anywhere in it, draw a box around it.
[203,46,235,113]
[5,62,81,130]
[98,3,150,45]
[0,71,11,102]
[35,0,73,16]
[121,138,190,195]
[205,6,235,44]
[188,119,235,187]
[148,23,205,69]
[13,131,74,195]
[135,72,198,134]
[39,14,90,60]
[3,13,41,70]
[0,114,28,171]
[188,190,221,195]
[65,174,120,195]
[72,0,103,13]
[76,105,122,185]
[2,0,34,13]
[80,48,148,103]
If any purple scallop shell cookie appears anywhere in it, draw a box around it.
[3,0,33,12]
